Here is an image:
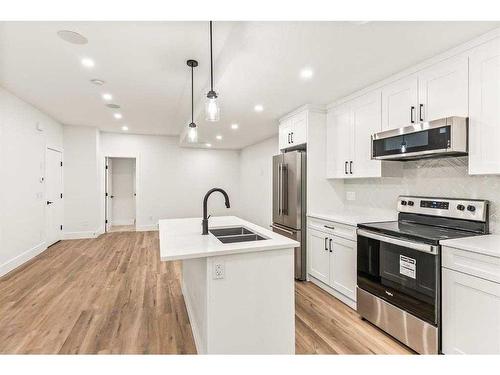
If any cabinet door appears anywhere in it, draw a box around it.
[278,119,292,150]
[442,268,500,354]
[351,90,382,178]
[291,111,307,146]
[469,37,500,175]
[326,104,351,178]
[381,74,418,130]
[418,55,469,122]
[307,228,330,284]
[329,236,357,301]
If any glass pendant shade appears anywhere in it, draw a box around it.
[205,95,220,122]
[187,123,198,143]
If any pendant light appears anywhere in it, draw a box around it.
[187,59,199,143]
[205,21,220,122]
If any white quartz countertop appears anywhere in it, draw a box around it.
[307,209,397,227]
[159,216,300,261]
[441,234,500,259]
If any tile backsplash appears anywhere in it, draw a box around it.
[343,157,500,233]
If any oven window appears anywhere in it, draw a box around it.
[373,126,450,157]
[357,235,439,325]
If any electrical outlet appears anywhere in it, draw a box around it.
[213,262,225,280]
[346,191,356,201]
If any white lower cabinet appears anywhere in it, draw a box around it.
[307,218,357,306]
[442,268,500,354]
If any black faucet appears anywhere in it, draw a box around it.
[202,188,230,235]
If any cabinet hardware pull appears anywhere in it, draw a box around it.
[419,104,424,122]
[410,106,415,123]
[329,238,333,252]
[324,225,335,230]
[345,161,348,174]
[287,133,290,144]
[350,161,353,174]
[324,237,328,251]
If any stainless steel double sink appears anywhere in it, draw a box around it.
[209,226,267,244]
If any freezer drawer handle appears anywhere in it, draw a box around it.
[270,224,296,236]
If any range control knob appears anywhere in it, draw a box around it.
[467,205,476,212]
[400,200,407,206]
[457,204,465,211]
[408,201,414,206]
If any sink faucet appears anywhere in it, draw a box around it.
[202,188,231,235]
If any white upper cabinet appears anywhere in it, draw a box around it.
[418,55,469,122]
[469,37,500,175]
[381,74,418,131]
[351,90,382,178]
[326,90,382,179]
[279,110,308,150]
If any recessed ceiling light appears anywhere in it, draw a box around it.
[57,30,88,45]
[102,93,112,101]
[206,143,212,147]
[300,67,314,79]
[121,126,129,131]
[254,104,264,112]
[106,103,120,109]
[231,123,239,130]
[81,58,95,68]
[90,79,105,85]
[113,113,122,119]
[216,135,222,140]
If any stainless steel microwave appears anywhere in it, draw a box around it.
[371,116,468,161]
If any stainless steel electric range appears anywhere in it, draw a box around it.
[356,196,489,354]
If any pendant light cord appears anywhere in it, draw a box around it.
[209,20,213,91]
[191,65,194,123]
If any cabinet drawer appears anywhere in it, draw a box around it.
[442,246,500,284]
[307,217,356,241]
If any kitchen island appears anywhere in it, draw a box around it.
[159,216,299,354]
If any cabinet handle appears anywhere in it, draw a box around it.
[291,132,294,144]
[324,237,328,251]
[324,225,335,230]
[419,104,424,122]
[287,133,290,144]
[410,106,415,124]
[350,161,353,174]
[344,161,348,174]
[329,238,333,253]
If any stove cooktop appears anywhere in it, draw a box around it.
[357,220,483,245]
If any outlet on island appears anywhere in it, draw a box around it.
[346,191,356,201]
[213,262,225,280]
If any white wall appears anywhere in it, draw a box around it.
[111,157,136,226]
[63,125,101,238]
[0,87,63,276]
[238,136,278,228]
[100,132,241,230]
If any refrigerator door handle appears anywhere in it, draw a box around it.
[281,163,288,215]
[278,163,282,215]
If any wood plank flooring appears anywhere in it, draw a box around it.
[0,231,412,354]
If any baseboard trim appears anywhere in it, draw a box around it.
[181,282,203,354]
[111,219,135,226]
[0,241,47,278]
[135,224,158,232]
[63,231,100,240]
[308,275,357,310]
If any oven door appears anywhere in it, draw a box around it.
[356,229,440,325]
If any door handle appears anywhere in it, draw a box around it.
[344,161,348,174]
[46,201,53,205]
[287,133,291,144]
[291,132,294,143]
[419,104,424,122]
[324,237,328,251]
[278,163,282,215]
[329,238,333,253]
[410,106,415,124]
[350,161,353,174]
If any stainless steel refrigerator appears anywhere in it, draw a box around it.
[271,150,306,280]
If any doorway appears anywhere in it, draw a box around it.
[105,157,136,233]
[46,148,63,247]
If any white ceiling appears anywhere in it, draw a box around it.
[1,21,499,149]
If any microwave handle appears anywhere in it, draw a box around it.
[357,229,439,255]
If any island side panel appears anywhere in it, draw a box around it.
[206,248,295,354]
[182,257,209,354]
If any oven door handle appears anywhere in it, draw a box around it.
[356,229,439,255]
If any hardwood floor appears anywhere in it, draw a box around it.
[0,231,412,354]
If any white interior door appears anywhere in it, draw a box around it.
[105,157,113,232]
[46,148,63,246]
